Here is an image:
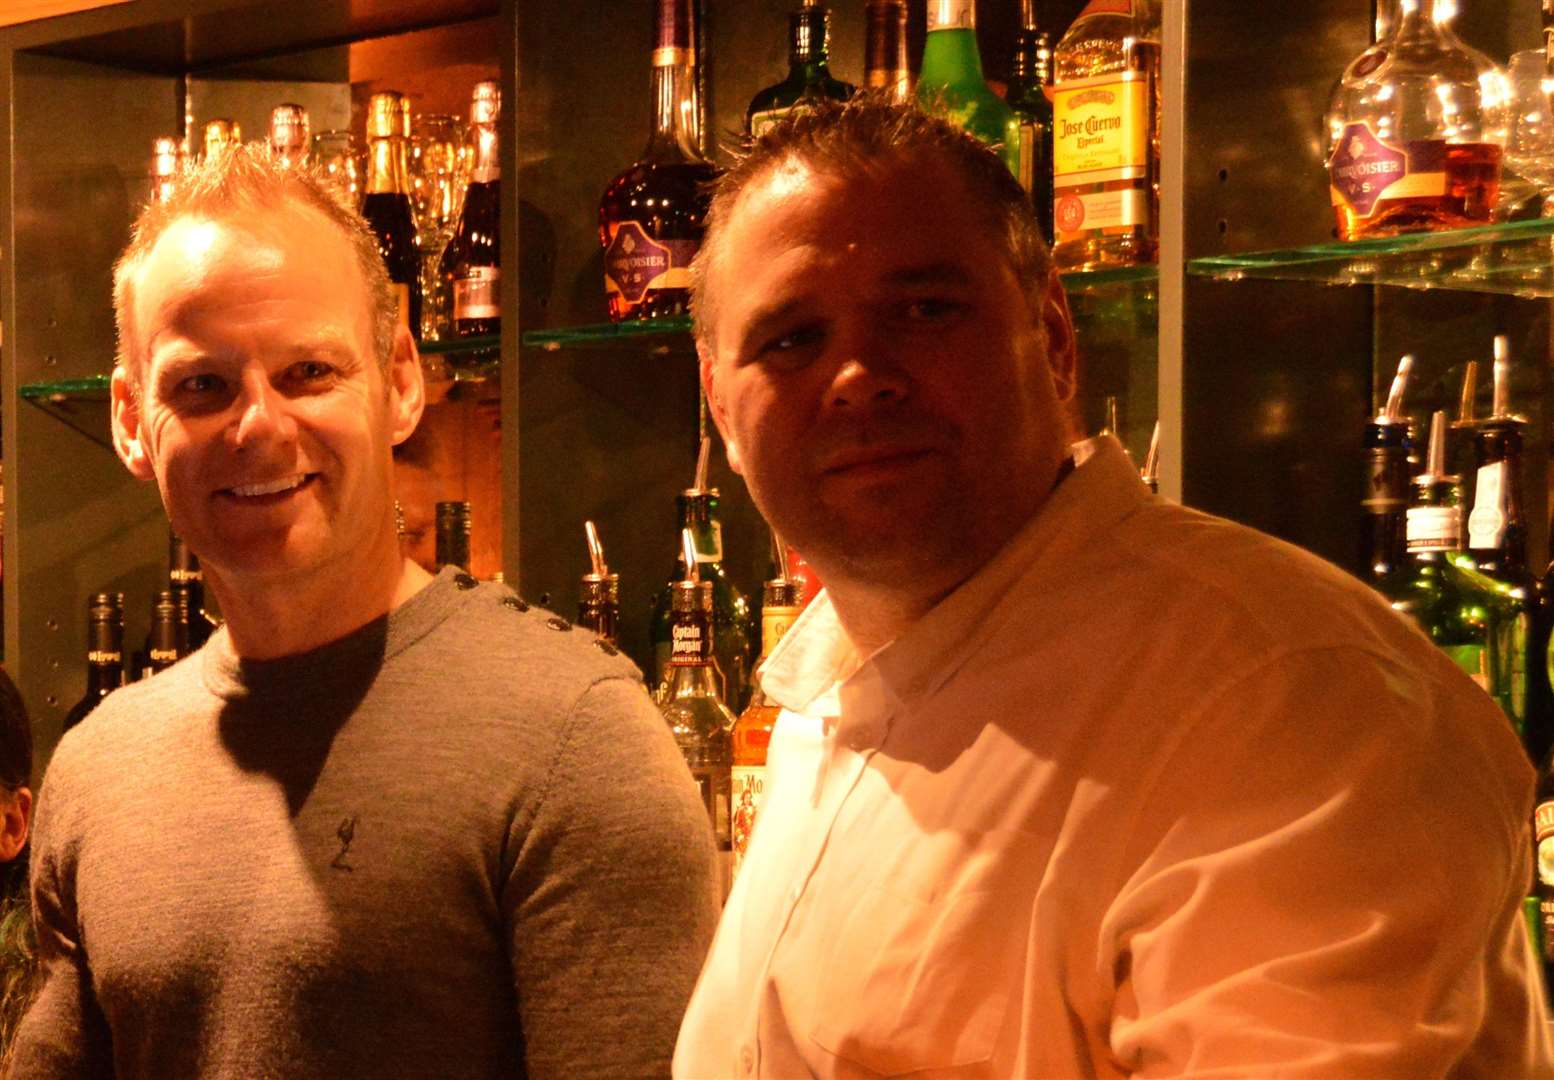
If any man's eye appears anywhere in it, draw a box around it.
[291,360,336,382]
[761,325,823,358]
[178,373,223,394]
[903,298,964,321]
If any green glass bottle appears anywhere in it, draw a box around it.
[649,489,755,711]
[1006,0,1055,242]
[916,0,1020,177]
[1378,411,1521,730]
[747,0,856,137]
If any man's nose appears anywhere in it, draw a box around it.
[826,331,911,410]
[231,370,298,449]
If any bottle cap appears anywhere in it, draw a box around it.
[763,579,798,608]
[152,136,181,179]
[436,500,472,529]
[88,592,125,621]
[471,81,501,125]
[366,92,411,139]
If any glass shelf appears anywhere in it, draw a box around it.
[1187,218,1554,297]
[20,376,111,448]
[522,316,695,355]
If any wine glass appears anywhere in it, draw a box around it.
[409,113,471,341]
[1503,50,1554,217]
[311,129,363,208]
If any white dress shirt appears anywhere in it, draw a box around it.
[674,436,1553,1079]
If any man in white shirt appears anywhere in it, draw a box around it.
[674,96,1554,1078]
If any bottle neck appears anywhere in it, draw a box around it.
[645,60,704,160]
[86,619,124,693]
[366,135,410,196]
[789,8,833,75]
[471,122,500,184]
[665,659,724,700]
[920,24,987,89]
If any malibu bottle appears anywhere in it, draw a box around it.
[917,0,1020,177]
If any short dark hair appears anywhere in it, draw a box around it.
[0,671,32,791]
[691,92,1054,348]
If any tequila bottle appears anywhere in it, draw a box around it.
[916,0,1019,176]
[1051,0,1161,271]
[746,0,856,137]
[730,576,800,884]
[1325,0,1509,240]
[1006,0,1055,242]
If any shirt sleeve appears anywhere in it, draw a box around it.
[1102,645,1553,1079]
[504,675,720,1079]
[7,758,114,1077]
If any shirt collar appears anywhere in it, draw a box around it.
[760,436,1149,719]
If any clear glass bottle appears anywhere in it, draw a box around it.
[1051,0,1161,271]
[659,576,735,892]
[730,577,799,884]
[746,1,856,136]
[863,0,911,102]
[917,0,1019,176]
[1325,0,1509,240]
[1006,0,1055,243]
[598,0,716,322]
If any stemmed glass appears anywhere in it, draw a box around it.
[311,129,363,208]
[1503,50,1554,217]
[409,114,471,342]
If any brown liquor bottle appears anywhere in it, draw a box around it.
[598,0,717,322]
[863,0,911,102]
[730,576,800,885]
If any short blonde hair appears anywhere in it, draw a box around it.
[113,144,398,387]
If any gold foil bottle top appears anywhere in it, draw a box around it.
[471,81,501,125]
[366,91,411,139]
[151,136,181,178]
[202,119,241,161]
[927,0,975,31]
[268,103,310,160]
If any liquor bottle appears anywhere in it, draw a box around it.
[151,136,181,204]
[1533,753,1554,1003]
[1051,0,1161,271]
[659,530,735,892]
[363,91,422,336]
[916,0,1020,177]
[438,81,502,354]
[202,119,241,163]
[143,590,182,677]
[863,0,911,102]
[649,487,756,710]
[267,103,309,168]
[578,521,621,647]
[1006,0,1055,242]
[1362,355,1413,586]
[730,575,800,884]
[435,501,472,573]
[1325,0,1508,241]
[746,0,856,137]
[598,0,717,322]
[1376,411,1521,728]
[169,531,217,652]
[62,593,125,733]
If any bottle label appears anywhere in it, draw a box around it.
[149,648,178,663]
[671,620,713,665]
[87,650,121,664]
[603,221,698,309]
[1362,446,1408,512]
[1074,0,1134,17]
[749,107,791,138]
[730,764,765,880]
[454,266,500,321]
[170,567,202,584]
[1052,71,1149,187]
[925,0,975,31]
[1467,461,1508,551]
[696,522,724,564]
[1328,123,1447,219]
[1405,505,1461,551]
[1536,800,1554,846]
[761,605,800,661]
[1440,644,1490,691]
[1054,188,1149,238]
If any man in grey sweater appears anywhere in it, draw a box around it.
[10,146,719,1077]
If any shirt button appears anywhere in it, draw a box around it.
[740,1046,755,1073]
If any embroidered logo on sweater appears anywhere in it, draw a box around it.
[332,816,357,872]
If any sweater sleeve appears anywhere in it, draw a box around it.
[505,675,719,1079]
[7,757,113,1078]
[1103,646,1553,1078]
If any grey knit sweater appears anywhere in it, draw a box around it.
[11,569,720,1078]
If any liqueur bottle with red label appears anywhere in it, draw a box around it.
[438,81,501,361]
[1051,0,1161,271]
[1376,411,1520,729]
[730,576,800,885]
[363,91,422,336]
[1325,0,1509,240]
[598,0,716,322]
[916,0,1019,177]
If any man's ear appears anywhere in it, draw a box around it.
[0,787,31,863]
[700,343,742,475]
[1039,268,1079,403]
[386,325,426,447]
[111,364,156,480]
